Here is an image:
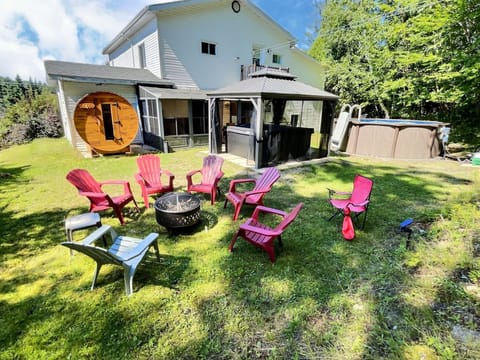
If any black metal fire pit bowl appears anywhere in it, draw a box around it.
[154,192,201,232]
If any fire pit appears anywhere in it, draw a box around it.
[154,192,201,231]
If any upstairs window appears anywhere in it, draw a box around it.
[138,43,146,68]
[272,54,282,64]
[201,41,216,55]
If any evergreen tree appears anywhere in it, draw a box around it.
[0,76,62,147]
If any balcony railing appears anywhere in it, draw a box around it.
[240,64,290,81]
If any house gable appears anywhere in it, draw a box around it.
[102,0,325,90]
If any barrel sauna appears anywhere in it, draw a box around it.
[73,92,139,155]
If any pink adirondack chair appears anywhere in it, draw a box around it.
[328,174,374,229]
[186,155,224,205]
[134,154,175,208]
[224,167,281,221]
[229,203,304,263]
[66,169,140,225]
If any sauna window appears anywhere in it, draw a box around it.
[101,104,115,140]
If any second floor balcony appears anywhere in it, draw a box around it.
[240,64,290,81]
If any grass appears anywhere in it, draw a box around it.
[1,137,479,359]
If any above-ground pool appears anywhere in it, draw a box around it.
[345,118,448,159]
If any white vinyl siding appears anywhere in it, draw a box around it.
[105,2,326,90]
[108,19,161,77]
[138,43,146,68]
[159,37,197,89]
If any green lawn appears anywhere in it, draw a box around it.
[1,138,479,359]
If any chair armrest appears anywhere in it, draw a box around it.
[79,191,109,200]
[239,223,282,237]
[160,169,175,179]
[186,169,201,178]
[82,225,116,246]
[347,199,369,207]
[252,205,287,219]
[186,169,201,187]
[99,179,129,186]
[215,171,225,182]
[244,187,271,198]
[328,188,352,199]
[134,173,145,184]
[99,180,133,194]
[229,178,256,192]
[114,233,159,261]
[160,170,175,188]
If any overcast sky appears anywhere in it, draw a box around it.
[0,0,319,82]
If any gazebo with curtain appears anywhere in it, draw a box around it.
[207,69,339,169]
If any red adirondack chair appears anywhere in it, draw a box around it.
[224,167,281,221]
[134,154,175,208]
[229,203,304,263]
[66,169,140,225]
[328,174,374,229]
[186,155,224,204]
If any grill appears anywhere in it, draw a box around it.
[154,192,201,230]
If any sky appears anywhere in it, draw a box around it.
[0,0,319,82]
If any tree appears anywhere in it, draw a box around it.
[310,0,389,116]
[0,76,62,148]
[309,0,480,144]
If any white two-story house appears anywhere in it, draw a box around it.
[45,0,336,162]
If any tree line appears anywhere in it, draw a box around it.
[0,75,62,148]
[309,0,479,145]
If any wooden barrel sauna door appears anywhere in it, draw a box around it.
[73,92,139,154]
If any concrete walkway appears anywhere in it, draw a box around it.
[208,150,330,173]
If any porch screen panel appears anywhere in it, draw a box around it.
[147,99,159,134]
[163,99,189,135]
[192,100,208,134]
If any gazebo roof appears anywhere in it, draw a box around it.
[207,73,339,101]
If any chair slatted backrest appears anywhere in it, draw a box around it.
[350,175,374,204]
[137,155,161,186]
[275,203,303,233]
[201,155,224,184]
[61,242,122,266]
[254,167,281,192]
[66,169,102,193]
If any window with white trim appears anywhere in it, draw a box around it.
[272,53,282,64]
[201,41,216,55]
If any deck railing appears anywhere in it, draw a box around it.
[240,64,290,80]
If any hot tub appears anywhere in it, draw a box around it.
[345,119,448,159]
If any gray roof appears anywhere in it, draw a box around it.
[140,86,206,100]
[44,60,173,87]
[207,77,339,101]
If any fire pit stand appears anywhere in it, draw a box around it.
[154,192,201,232]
